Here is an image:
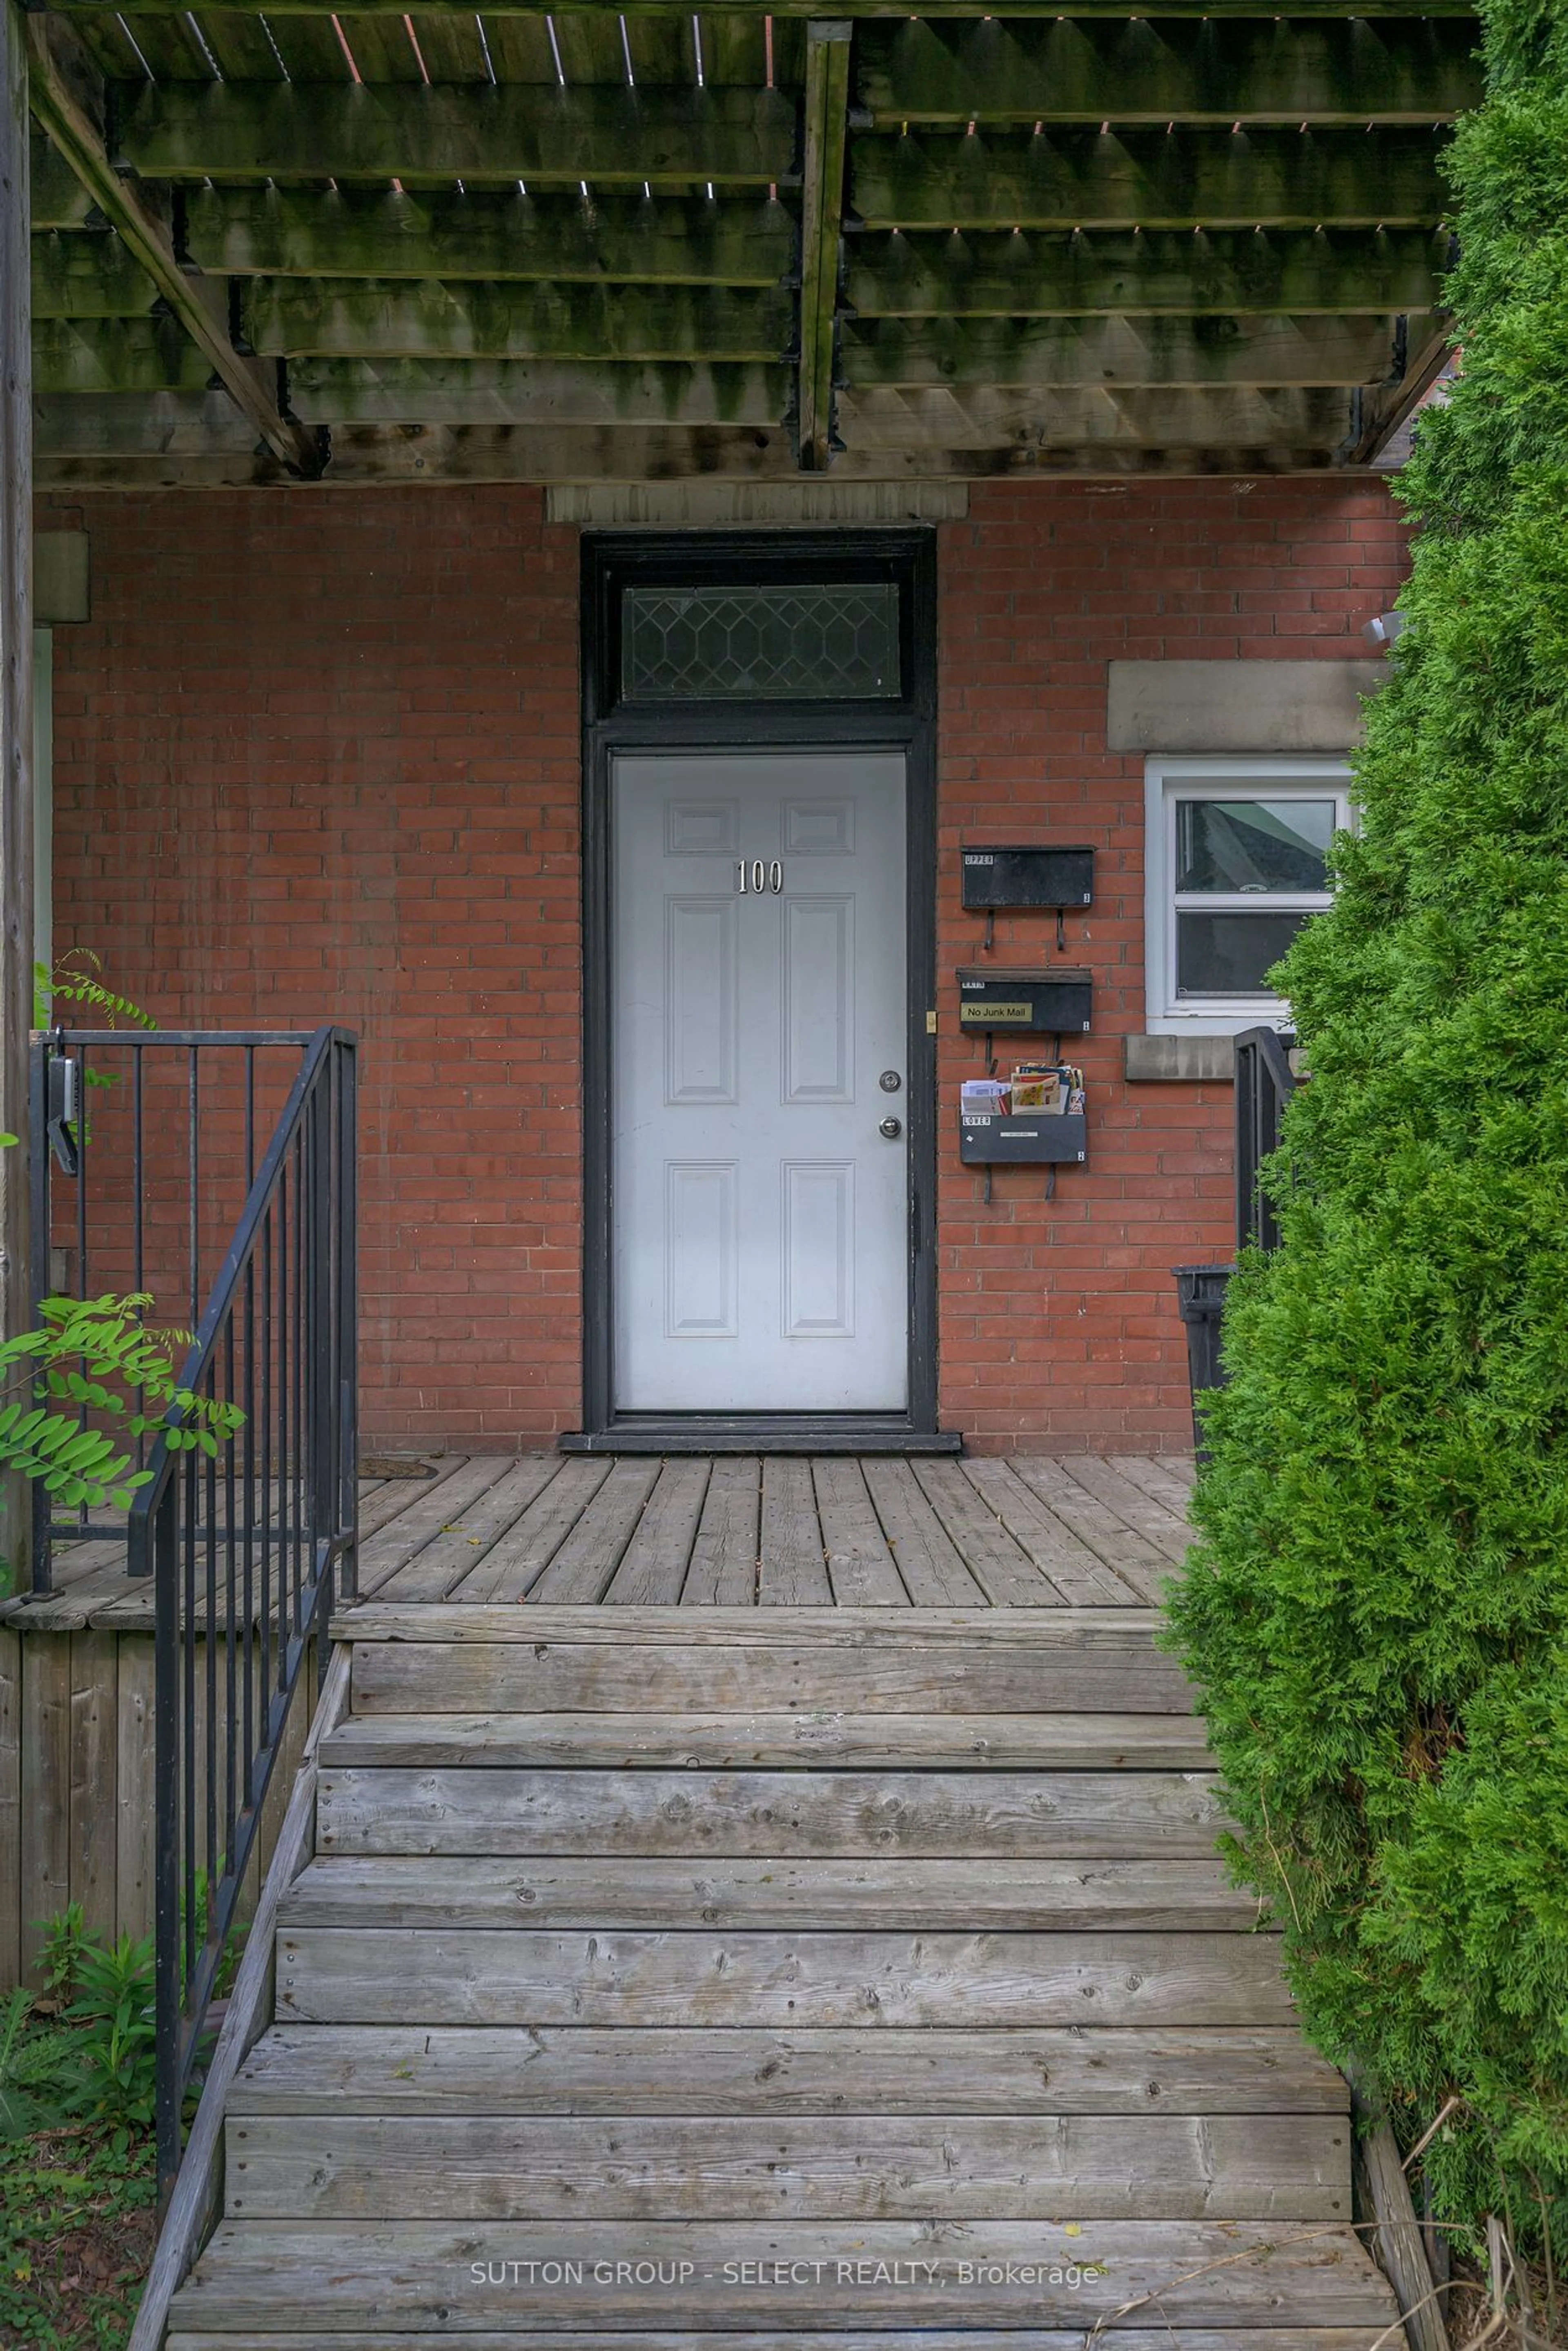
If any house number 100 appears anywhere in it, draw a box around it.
[737,861,784,894]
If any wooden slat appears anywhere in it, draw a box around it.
[114,1634,155,1943]
[18,1635,69,1978]
[251,283,793,363]
[811,1458,904,1604]
[284,1851,1252,1931]
[169,2220,1396,2332]
[171,2335,1398,2351]
[183,185,795,285]
[356,1454,518,1596]
[29,130,94,229]
[289,357,788,427]
[958,1458,1147,1603]
[68,1629,117,1941]
[1058,1454,1194,1564]
[680,1456,759,1604]
[758,1458,830,1604]
[454,1457,614,1603]
[30,228,157,317]
[320,1707,1213,1770]
[528,1458,662,1603]
[31,314,214,394]
[848,225,1452,318]
[232,2020,1348,2115]
[909,1458,1062,1604]
[850,125,1450,231]
[314,1764,1226,1858]
[341,1602,1165,1644]
[118,82,799,187]
[797,18,852,470]
[347,1638,1192,1714]
[835,383,1354,452]
[1113,1451,1202,1514]
[355,1454,472,1541]
[844,312,1409,390]
[225,2108,1347,2222]
[860,1458,985,1602]
[1013,1457,1172,1603]
[373,1456,561,1603]
[276,1927,1299,2027]
[855,17,1480,125]
[602,1460,710,1603]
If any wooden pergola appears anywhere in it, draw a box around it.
[16,0,1473,490]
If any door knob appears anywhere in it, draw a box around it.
[879,1116,903,1140]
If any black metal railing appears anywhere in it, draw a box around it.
[28,1028,336,1587]
[110,1026,358,2191]
[1234,1024,1298,1252]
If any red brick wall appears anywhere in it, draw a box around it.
[42,487,584,1449]
[937,479,1410,1449]
[40,476,1409,1453]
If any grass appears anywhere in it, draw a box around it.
[0,2117,155,2349]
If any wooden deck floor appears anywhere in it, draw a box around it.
[11,1453,1193,1630]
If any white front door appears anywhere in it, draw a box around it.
[612,751,909,1413]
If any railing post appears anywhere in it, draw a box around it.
[152,1485,180,2198]
[27,1035,50,1594]
[336,1038,358,1602]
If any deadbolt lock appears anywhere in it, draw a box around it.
[879,1116,903,1140]
[879,1070,902,1093]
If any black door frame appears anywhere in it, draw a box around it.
[567,528,948,1454]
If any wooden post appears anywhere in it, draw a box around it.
[797,20,852,471]
[0,0,34,1594]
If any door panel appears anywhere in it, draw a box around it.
[613,752,908,1414]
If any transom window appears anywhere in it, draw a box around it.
[622,583,902,703]
[1144,757,1353,1034]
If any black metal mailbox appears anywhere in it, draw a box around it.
[960,1111,1088,1165]
[960,846,1094,909]
[957,968,1092,1033]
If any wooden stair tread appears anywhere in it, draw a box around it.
[319,1710,1214,1770]
[169,2219,1399,2332]
[315,1764,1227,1859]
[232,2023,1348,2117]
[338,1604,1167,1644]
[170,2335,1402,2351]
[280,1853,1259,1933]
[222,2109,1351,2223]
[277,1926,1300,2028]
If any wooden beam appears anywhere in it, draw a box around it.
[848,226,1452,317]
[851,125,1451,230]
[33,315,216,393]
[182,187,795,286]
[243,280,792,363]
[24,16,320,473]
[33,389,265,458]
[31,227,156,317]
[286,357,788,427]
[843,311,1417,389]
[28,131,90,229]
[116,82,797,189]
[836,380,1353,450]
[0,0,33,1589]
[1353,310,1456,462]
[855,18,1479,126]
[797,20,853,470]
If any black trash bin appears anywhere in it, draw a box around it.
[1172,1263,1235,1459]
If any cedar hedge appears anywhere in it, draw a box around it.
[1166,0,1568,2247]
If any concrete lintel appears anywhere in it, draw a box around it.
[547,483,967,529]
[1124,1034,1237,1084]
[1107,659,1387,754]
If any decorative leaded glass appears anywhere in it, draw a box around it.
[622,583,901,701]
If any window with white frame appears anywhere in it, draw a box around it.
[1144,757,1353,1035]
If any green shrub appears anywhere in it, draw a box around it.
[1166,0,1568,2252]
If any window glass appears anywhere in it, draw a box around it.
[1176,909,1313,997]
[623,583,901,701]
[1175,798,1334,894]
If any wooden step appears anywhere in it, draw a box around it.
[320,1710,1214,1771]
[170,2336,1402,2351]
[277,1928,1299,2028]
[168,2219,1399,2333]
[315,1766,1226,1859]
[347,1621,1192,1719]
[280,1855,1258,1935]
[232,2023,1348,2118]
[223,2110,1350,2224]
[169,2333,1402,2351]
